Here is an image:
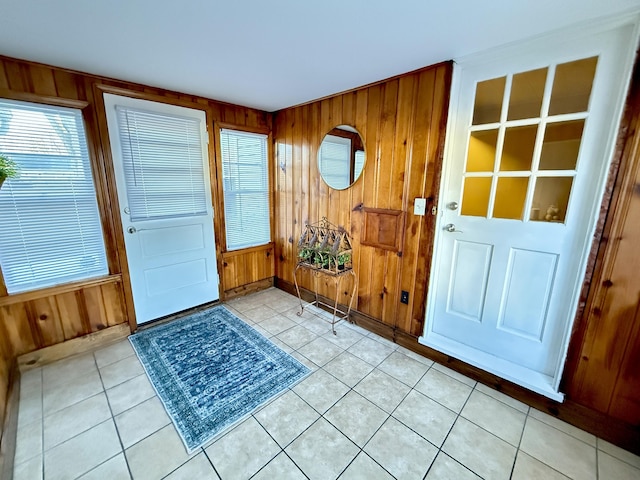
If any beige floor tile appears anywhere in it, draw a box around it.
[164,453,219,480]
[442,417,516,480]
[251,323,273,338]
[285,418,359,480]
[474,382,529,413]
[520,417,596,480]
[43,354,97,386]
[511,451,570,479]
[297,337,344,366]
[425,452,482,480]
[290,351,319,370]
[252,452,306,480]
[13,454,42,480]
[297,312,337,336]
[243,304,279,322]
[254,390,320,447]
[78,454,131,480]
[431,363,477,387]
[598,451,640,480]
[277,325,318,350]
[396,346,435,367]
[529,408,597,446]
[106,374,155,416]
[44,392,112,450]
[367,334,398,351]
[323,326,365,349]
[377,351,430,387]
[325,391,388,447]
[348,337,394,366]
[259,314,297,335]
[597,439,640,469]
[18,370,42,428]
[364,417,438,480]
[205,417,280,480]
[393,390,457,447]
[269,336,295,353]
[115,396,171,448]
[14,418,42,465]
[292,369,349,413]
[353,369,410,413]
[94,340,135,369]
[460,390,526,446]
[126,424,194,480]
[42,368,104,416]
[100,356,145,390]
[323,352,374,387]
[414,368,472,413]
[339,452,394,480]
[44,420,122,480]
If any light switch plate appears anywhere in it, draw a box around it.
[414,198,427,216]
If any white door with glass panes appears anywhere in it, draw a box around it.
[103,94,219,324]
[421,21,638,399]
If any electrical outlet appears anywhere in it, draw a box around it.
[400,290,409,304]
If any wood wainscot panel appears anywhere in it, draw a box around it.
[273,62,452,334]
[222,244,275,293]
[360,207,406,252]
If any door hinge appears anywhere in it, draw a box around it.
[431,205,438,216]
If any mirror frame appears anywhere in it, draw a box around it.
[317,125,365,190]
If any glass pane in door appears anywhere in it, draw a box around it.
[530,176,574,222]
[549,57,598,115]
[500,125,538,171]
[539,120,584,170]
[493,177,529,220]
[467,129,498,172]
[461,177,492,217]
[508,68,547,120]
[473,77,506,125]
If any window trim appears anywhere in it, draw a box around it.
[214,122,273,253]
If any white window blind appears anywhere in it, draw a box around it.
[115,106,208,221]
[220,129,270,250]
[0,99,108,293]
[319,134,351,189]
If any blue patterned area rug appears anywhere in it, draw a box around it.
[129,305,310,453]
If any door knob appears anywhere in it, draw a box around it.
[447,201,459,210]
[127,226,137,234]
[444,223,462,233]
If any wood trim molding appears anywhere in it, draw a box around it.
[0,363,19,480]
[0,274,122,307]
[0,89,89,109]
[222,243,275,259]
[217,121,270,135]
[17,323,130,371]
[94,84,213,113]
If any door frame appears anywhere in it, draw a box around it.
[420,13,640,399]
[95,85,223,329]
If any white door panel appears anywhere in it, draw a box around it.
[422,19,639,398]
[104,94,219,324]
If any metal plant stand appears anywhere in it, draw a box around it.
[293,217,357,334]
[293,264,357,334]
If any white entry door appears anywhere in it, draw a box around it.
[421,21,638,399]
[104,94,219,324]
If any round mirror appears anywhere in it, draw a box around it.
[318,125,365,190]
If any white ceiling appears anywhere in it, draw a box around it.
[1,0,639,111]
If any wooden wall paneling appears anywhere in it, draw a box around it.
[27,64,57,96]
[0,304,37,356]
[55,291,88,339]
[28,297,65,347]
[273,63,453,333]
[0,60,9,89]
[564,56,640,422]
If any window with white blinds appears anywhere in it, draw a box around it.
[115,106,208,221]
[318,134,351,189]
[0,99,108,293]
[220,129,270,250]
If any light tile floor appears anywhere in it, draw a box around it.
[11,287,640,480]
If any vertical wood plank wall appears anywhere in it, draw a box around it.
[273,63,452,336]
[0,56,273,432]
[564,58,640,425]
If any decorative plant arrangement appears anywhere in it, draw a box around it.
[297,217,353,274]
[0,153,19,189]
